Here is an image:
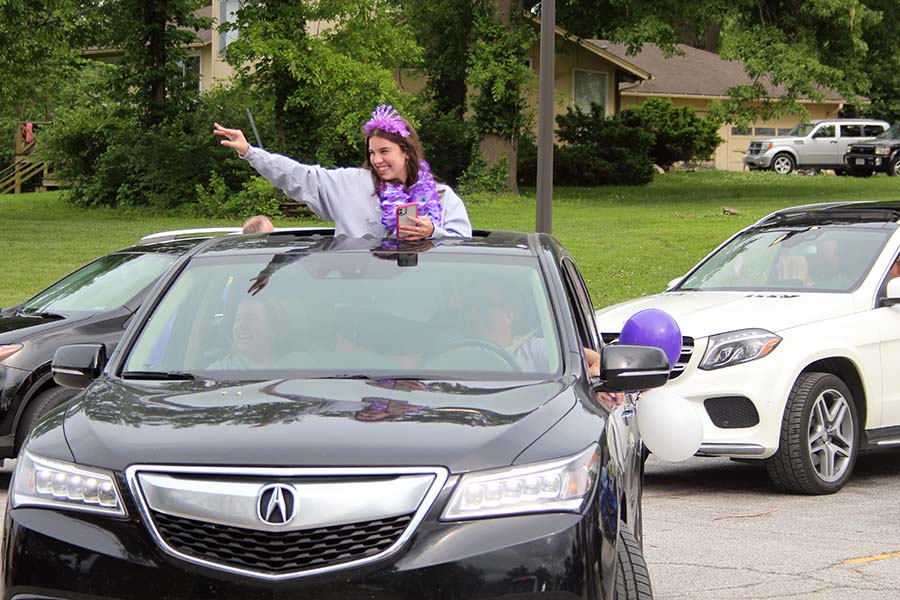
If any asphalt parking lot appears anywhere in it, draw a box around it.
[643,451,900,599]
[0,454,898,598]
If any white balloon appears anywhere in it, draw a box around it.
[636,388,703,462]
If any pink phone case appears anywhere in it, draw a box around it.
[396,202,418,238]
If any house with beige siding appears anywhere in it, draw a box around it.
[589,42,845,171]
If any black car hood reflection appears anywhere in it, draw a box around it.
[63,377,575,473]
[0,312,74,339]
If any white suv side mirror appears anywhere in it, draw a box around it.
[883,278,900,307]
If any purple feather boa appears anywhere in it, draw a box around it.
[379,160,442,235]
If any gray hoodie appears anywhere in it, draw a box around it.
[243,147,472,238]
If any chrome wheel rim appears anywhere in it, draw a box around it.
[773,156,794,174]
[893,161,900,176]
[807,389,854,483]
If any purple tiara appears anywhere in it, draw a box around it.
[364,104,410,138]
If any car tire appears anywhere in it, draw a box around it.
[615,525,653,599]
[770,153,796,175]
[15,386,78,453]
[765,373,859,495]
[889,158,900,177]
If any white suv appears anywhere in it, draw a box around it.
[743,119,889,174]
[595,201,900,494]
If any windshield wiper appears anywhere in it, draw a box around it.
[16,309,64,319]
[122,370,197,381]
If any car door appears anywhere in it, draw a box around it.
[838,124,864,162]
[806,123,838,165]
[876,252,900,428]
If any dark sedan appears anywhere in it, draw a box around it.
[4,231,668,599]
[844,122,900,177]
[0,229,239,459]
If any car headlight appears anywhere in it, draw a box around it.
[699,328,781,370]
[0,344,22,362]
[11,450,126,516]
[442,444,599,520]
[875,147,891,155]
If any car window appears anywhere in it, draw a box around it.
[876,123,900,139]
[813,125,835,139]
[22,253,175,314]
[123,252,562,379]
[787,123,815,137]
[840,124,863,137]
[561,258,599,351]
[678,226,892,292]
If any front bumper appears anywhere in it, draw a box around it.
[844,153,889,172]
[3,494,612,599]
[743,154,772,169]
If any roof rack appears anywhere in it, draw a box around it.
[139,227,244,244]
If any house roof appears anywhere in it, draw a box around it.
[592,41,844,103]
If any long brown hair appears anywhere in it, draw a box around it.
[364,119,425,191]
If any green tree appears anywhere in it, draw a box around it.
[552,0,882,123]
[223,0,421,166]
[92,0,211,127]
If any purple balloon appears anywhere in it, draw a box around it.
[619,309,682,370]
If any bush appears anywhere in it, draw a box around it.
[456,148,509,196]
[552,106,655,186]
[619,98,722,168]
[195,173,283,219]
[415,105,475,186]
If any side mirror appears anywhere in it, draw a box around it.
[666,276,684,290]
[52,344,107,389]
[881,278,900,307]
[591,344,670,393]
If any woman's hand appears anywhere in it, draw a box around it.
[398,215,435,241]
[213,123,250,157]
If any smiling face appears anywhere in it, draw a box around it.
[367,135,409,183]
[232,299,275,358]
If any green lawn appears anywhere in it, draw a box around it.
[2,170,899,310]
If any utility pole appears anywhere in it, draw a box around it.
[535,0,555,233]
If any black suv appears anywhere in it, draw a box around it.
[5,231,669,599]
[0,229,241,459]
[844,122,900,176]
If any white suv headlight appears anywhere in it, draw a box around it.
[699,328,781,370]
[442,444,599,520]
[11,450,126,516]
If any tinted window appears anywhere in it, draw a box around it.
[124,252,562,379]
[22,253,175,313]
[678,226,892,293]
[813,125,835,138]
[840,124,863,137]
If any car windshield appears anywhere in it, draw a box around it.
[123,249,562,380]
[22,252,176,314]
[677,225,892,292]
[876,123,900,139]
[786,123,815,137]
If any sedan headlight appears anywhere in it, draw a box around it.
[0,344,22,362]
[874,146,891,155]
[699,328,781,370]
[11,450,126,516]
[443,444,598,520]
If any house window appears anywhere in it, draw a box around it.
[219,0,242,57]
[731,126,751,136]
[573,69,608,115]
[754,127,776,136]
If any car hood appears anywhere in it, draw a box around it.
[63,377,575,474]
[594,291,855,338]
[849,139,899,148]
[0,312,74,342]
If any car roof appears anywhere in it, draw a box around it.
[188,229,557,259]
[754,201,900,228]
[809,118,890,125]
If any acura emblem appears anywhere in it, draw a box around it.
[256,483,298,525]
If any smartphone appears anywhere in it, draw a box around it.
[396,202,418,238]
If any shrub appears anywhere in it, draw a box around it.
[456,148,509,196]
[415,105,475,186]
[195,173,283,219]
[553,106,655,186]
[619,98,722,168]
